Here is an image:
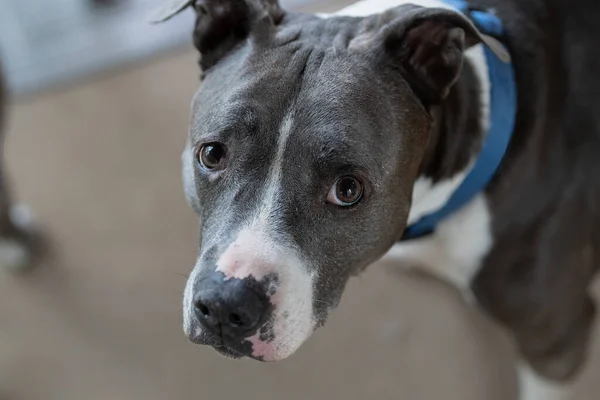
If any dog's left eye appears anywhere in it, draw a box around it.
[327,176,364,207]
[197,143,226,170]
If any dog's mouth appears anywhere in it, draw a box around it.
[212,344,245,359]
[209,342,271,361]
[188,330,269,361]
[184,231,319,362]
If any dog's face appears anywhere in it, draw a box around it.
[155,0,485,361]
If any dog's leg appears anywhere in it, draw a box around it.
[0,63,38,272]
[518,363,572,400]
[0,203,37,271]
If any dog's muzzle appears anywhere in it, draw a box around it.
[184,227,316,361]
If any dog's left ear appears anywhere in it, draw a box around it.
[371,6,506,105]
[150,0,284,71]
[149,0,196,23]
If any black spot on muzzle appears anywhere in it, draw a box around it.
[193,271,279,346]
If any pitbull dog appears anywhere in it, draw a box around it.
[0,61,38,272]
[153,0,600,398]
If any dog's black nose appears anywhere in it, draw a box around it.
[193,273,269,338]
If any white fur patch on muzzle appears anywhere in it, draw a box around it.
[183,226,316,361]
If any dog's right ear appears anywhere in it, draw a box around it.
[150,0,284,71]
[355,6,509,106]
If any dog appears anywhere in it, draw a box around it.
[152,0,600,398]
[0,60,38,272]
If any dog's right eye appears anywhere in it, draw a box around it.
[197,143,226,171]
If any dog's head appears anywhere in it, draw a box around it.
[153,0,489,361]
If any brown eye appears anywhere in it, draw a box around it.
[327,176,364,206]
[198,143,226,170]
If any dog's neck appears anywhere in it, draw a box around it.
[407,44,491,225]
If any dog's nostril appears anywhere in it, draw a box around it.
[229,313,244,327]
[193,275,269,336]
[197,302,211,317]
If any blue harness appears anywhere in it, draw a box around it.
[401,0,517,241]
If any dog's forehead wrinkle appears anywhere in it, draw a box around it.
[194,58,289,114]
[285,14,371,49]
[193,78,272,120]
[285,105,398,177]
[193,31,391,144]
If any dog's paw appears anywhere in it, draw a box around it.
[0,239,32,271]
[10,203,35,231]
[0,204,43,272]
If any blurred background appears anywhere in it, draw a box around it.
[0,0,598,399]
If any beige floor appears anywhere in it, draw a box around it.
[2,18,600,400]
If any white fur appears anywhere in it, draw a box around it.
[183,256,203,338]
[181,138,201,338]
[256,113,294,225]
[181,141,199,210]
[408,173,469,225]
[518,364,571,400]
[385,195,492,294]
[465,44,492,132]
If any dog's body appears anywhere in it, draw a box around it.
[345,0,600,386]
[344,0,600,396]
[153,0,600,398]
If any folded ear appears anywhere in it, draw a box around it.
[150,0,284,71]
[373,6,504,106]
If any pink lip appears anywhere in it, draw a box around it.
[246,334,277,361]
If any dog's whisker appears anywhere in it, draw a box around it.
[163,270,190,279]
[158,267,190,279]
[313,299,333,308]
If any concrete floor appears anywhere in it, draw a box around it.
[2,6,600,400]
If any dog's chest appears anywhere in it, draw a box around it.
[384,195,493,293]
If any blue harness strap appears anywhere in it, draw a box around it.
[442,0,506,36]
[401,0,517,241]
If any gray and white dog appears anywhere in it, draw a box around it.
[153,0,600,398]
